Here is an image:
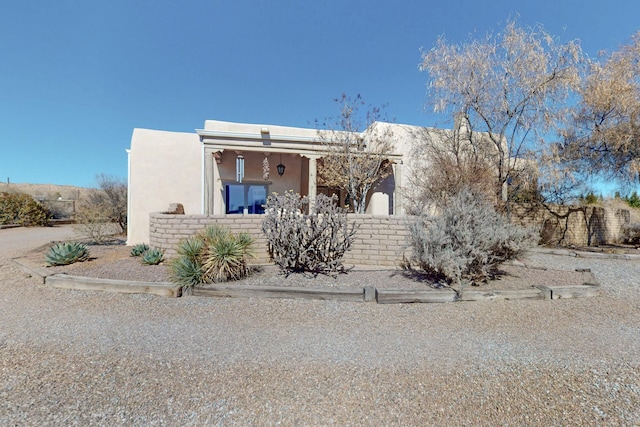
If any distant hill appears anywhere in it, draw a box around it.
[0,183,94,201]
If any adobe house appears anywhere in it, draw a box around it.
[127,119,414,245]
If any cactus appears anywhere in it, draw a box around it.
[45,242,90,266]
[141,248,164,265]
[130,243,150,257]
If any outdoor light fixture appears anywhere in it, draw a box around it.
[277,153,285,176]
[236,155,244,183]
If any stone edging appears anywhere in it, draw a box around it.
[10,257,600,303]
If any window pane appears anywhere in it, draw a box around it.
[248,185,267,214]
[225,184,244,214]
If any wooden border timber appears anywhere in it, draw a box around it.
[192,285,365,302]
[538,284,600,299]
[10,258,49,284]
[46,274,182,298]
[375,289,457,304]
[460,287,545,302]
[9,257,601,302]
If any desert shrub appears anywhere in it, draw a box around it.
[170,225,254,287]
[0,192,50,226]
[45,241,90,266]
[74,202,117,243]
[130,243,150,257]
[141,248,164,265]
[74,174,127,242]
[170,237,205,286]
[622,222,640,244]
[262,191,358,275]
[406,190,538,288]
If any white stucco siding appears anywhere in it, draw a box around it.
[127,128,202,245]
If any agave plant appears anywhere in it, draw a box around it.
[45,241,90,266]
[140,248,164,265]
[130,243,150,257]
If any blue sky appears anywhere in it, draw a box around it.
[1,0,639,188]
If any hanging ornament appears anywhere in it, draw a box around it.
[263,156,270,180]
[236,155,244,183]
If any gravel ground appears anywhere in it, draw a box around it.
[25,239,587,291]
[1,225,640,426]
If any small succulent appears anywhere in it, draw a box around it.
[130,243,150,257]
[141,248,164,265]
[45,242,90,266]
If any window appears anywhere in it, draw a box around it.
[225,183,267,214]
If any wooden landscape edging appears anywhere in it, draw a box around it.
[10,257,49,284]
[46,274,182,298]
[537,284,600,299]
[375,288,457,304]
[10,257,601,302]
[460,287,545,302]
[192,284,366,302]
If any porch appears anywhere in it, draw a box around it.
[197,121,403,216]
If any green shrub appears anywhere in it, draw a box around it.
[0,192,50,226]
[141,248,164,265]
[169,225,254,287]
[625,191,640,208]
[406,190,538,288]
[261,191,357,276]
[130,243,150,257]
[45,242,90,266]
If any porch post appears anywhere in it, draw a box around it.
[203,148,223,215]
[308,155,317,209]
[393,161,403,216]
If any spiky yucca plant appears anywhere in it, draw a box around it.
[45,242,90,266]
[169,237,205,286]
[169,225,254,287]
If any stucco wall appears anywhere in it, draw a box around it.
[148,213,411,267]
[127,128,202,245]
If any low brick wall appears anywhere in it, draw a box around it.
[149,213,411,267]
[512,204,630,246]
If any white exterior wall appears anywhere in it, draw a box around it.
[127,128,202,245]
[127,119,421,246]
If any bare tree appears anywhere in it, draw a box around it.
[316,94,394,214]
[419,20,583,205]
[560,31,640,186]
[76,174,128,241]
[405,118,498,213]
[96,174,128,232]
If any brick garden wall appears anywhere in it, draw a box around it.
[149,204,631,268]
[149,212,411,267]
[511,204,630,246]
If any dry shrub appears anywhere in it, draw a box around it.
[406,190,538,288]
[74,175,127,243]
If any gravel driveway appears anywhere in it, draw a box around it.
[1,225,639,425]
